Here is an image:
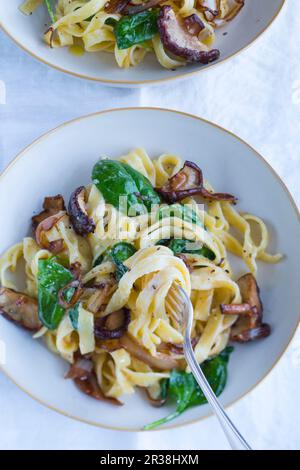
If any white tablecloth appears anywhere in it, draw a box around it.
[0,0,299,451]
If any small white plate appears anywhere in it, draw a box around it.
[0,0,285,86]
[0,107,299,431]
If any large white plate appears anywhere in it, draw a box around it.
[0,0,285,86]
[0,107,299,431]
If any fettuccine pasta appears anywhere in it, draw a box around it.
[19,0,245,69]
[0,147,281,428]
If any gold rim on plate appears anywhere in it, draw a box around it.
[0,106,299,432]
[0,0,286,86]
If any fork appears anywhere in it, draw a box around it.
[170,285,252,451]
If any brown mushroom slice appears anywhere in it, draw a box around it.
[156,160,236,203]
[120,333,180,371]
[35,210,66,253]
[157,6,220,63]
[220,303,253,316]
[96,333,181,370]
[68,186,96,236]
[183,14,205,35]
[228,273,270,343]
[231,323,271,343]
[0,287,41,331]
[32,194,65,232]
[237,273,263,317]
[65,356,93,380]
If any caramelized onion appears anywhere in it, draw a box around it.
[94,308,130,340]
[156,161,236,203]
[58,279,83,309]
[35,210,66,252]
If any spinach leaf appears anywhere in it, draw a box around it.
[38,257,73,330]
[144,347,233,430]
[110,242,137,264]
[92,159,160,215]
[93,242,136,281]
[156,238,216,261]
[122,163,161,212]
[104,18,118,27]
[112,10,159,50]
[69,302,80,330]
[110,242,136,281]
[157,203,203,227]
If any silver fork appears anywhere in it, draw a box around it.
[170,285,252,451]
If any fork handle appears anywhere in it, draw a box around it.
[184,338,252,450]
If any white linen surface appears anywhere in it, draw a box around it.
[0,0,299,451]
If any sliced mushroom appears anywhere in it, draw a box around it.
[228,273,270,342]
[68,186,96,236]
[96,332,181,370]
[35,210,66,253]
[231,323,271,343]
[183,14,205,35]
[120,333,180,371]
[220,303,253,316]
[0,287,41,331]
[32,195,65,232]
[156,161,236,203]
[157,6,220,63]
[65,356,94,380]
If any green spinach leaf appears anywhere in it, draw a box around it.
[157,203,203,227]
[93,242,137,281]
[68,302,80,330]
[38,257,73,330]
[144,347,233,430]
[122,163,161,212]
[92,159,160,215]
[156,238,216,261]
[112,10,159,50]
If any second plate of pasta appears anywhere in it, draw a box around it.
[0,0,285,85]
[0,107,299,431]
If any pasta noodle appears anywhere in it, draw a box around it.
[0,147,281,420]
[19,0,245,69]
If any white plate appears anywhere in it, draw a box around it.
[0,107,299,431]
[0,0,285,86]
